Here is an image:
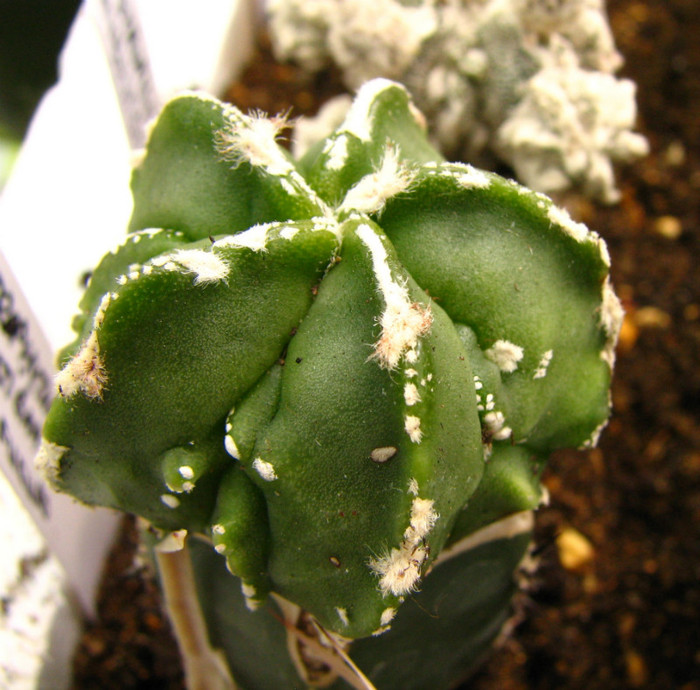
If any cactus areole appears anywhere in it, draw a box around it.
[37,79,621,667]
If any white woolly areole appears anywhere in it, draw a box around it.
[217,112,294,176]
[56,331,107,400]
[448,163,491,189]
[340,78,405,141]
[533,349,554,379]
[369,496,439,597]
[356,223,433,369]
[178,465,195,480]
[240,582,257,599]
[94,292,114,328]
[581,418,609,449]
[380,607,397,626]
[161,494,180,509]
[325,134,349,170]
[170,249,229,285]
[404,415,423,444]
[253,457,278,482]
[224,434,240,459]
[214,223,272,252]
[34,439,69,487]
[56,288,115,399]
[404,348,419,364]
[372,625,391,637]
[339,147,415,214]
[600,277,624,368]
[335,607,350,627]
[311,215,345,244]
[547,204,590,243]
[404,383,421,406]
[241,582,260,611]
[485,340,524,373]
[279,225,300,241]
[483,411,512,442]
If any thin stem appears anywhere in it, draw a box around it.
[272,594,377,690]
[285,622,377,690]
[315,622,378,690]
[156,542,237,690]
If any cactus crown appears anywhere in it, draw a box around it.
[37,79,621,639]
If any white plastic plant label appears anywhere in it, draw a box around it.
[0,254,119,617]
[0,0,257,614]
[90,0,160,149]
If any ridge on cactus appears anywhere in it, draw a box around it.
[36,78,622,688]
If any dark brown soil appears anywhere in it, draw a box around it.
[72,1,700,687]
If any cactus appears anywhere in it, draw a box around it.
[36,79,622,688]
[269,0,649,203]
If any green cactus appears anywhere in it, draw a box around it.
[36,78,621,688]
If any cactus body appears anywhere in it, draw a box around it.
[37,79,621,684]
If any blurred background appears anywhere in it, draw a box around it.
[0,0,81,187]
